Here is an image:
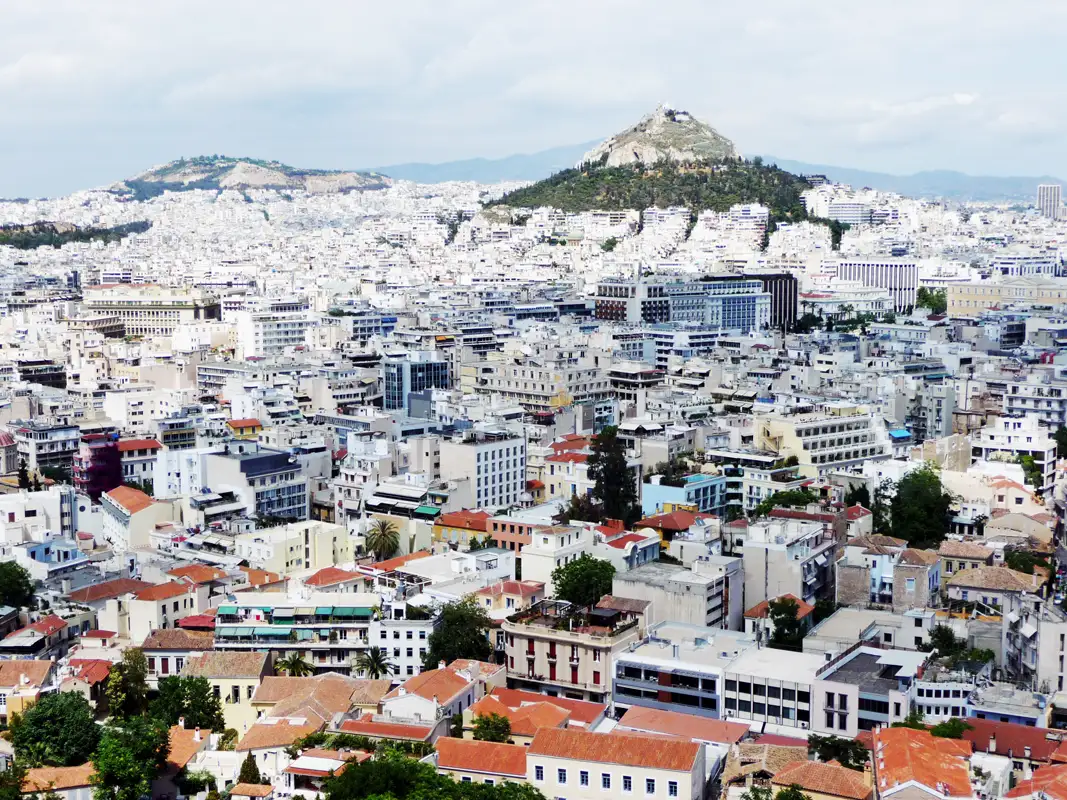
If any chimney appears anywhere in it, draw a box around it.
[61,578,72,595]
[194,727,201,742]
[19,673,27,686]
[862,761,873,789]
[438,660,446,671]
[178,716,185,729]
[1025,746,1032,759]
[672,643,679,659]
[988,735,996,753]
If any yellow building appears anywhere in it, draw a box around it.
[182,651,271,735]
[948,277,1067,317]
[234,520,351,576]
[226,418,263,440]
[755,403,890,478]
[433,509,491,547]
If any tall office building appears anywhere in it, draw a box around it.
[382,351,451,412]
[1037,184,1062,220]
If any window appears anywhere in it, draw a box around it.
[839,694,848,710]
[668,782,678,797]
[646,779,656,794]
[738,700,751,713]
[738,681,751,693]
[914,617,923,628]
[825,692,835,708]
[535,767,544,782]
[558,769,567,784]
[580,772,589,787]
[753,702,766,715]
[461,777,472,784]
[724,679,737,691]
[767,685,780,698]
[798,691,810,704]
[622,776,631,792]
[826,711,835,728]
[147,657,156,674]
[752,683,766,696]
[603,774,612,790]
[782,688,795,701]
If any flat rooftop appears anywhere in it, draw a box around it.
[614,561,718,588]
[724,646,826,682]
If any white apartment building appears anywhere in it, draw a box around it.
[832,258,918,311]
[756,403,891,477]
[473,351,611,411]
[612,557,744,631]
[741,518,836,607]
[234,308,315,359]
[971,415,1056,495]
[1037,184,1062,220]
[83,285,221,336]
[520,525,592,595]
[440,429,526,510]
[233,520,351,575]
[8,419,81,472]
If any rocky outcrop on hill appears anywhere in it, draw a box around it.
[581,104,738,167]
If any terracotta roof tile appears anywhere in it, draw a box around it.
[872,726,972,798]
[488,687,606,726]
[117,438,162,452]
[337,716,435,741]
[946,565,1038,592]
[384,667,471,704]
[168,565,227,584]
[183,651,268,679]
[142,628,215,651]
[636,510,715,532]
[772,760,872,800]
[0,660,53,688]
[228,419,263,429]
[469,695,570,736]
[168,725,206,770]
[230,783,274,797]
[476,580,545,598]
[305,567,358,587]
[240,566,282,586]
[899,548,941,566]
[68,577,153,603]
[436,738,527,778]
[436,510,491,531]
[744,594,815,620]
[529,728,699,771]
[960,717,1060,762]
[939,540,995,560]
[66,659,112,686]
[367,550,431,572]
[618,706,749,745]
[23,764,95,792]
[134,581,196,602]
[236,719,322,751]
[104,485,155,514]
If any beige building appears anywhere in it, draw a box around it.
[234,520,351,575]
[101,485,176,551]
[472,348,611,411]
[183,651,271,735]
[100,580,210,645]
[527,728,704,800]
[0,660,54,723]
[83,284,221,337]
[755,403,891,478]
[436,738,528,785]
[938,540,994,581]
[947,277,1067,317]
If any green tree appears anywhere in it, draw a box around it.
[741,788,772,800]
[601,237,618,252]
[422,597,492,669]
[91,718,170,800]
[238,752,263,784]
[793,313,822,333]
[752,488,818,519]
[0,561,35,609]
[1055,426,1067,459]
[812,598,837,625]
[775,787,813,800]
[843,484,871,508]
[105,648,149,719]
[354,647,393,680]
[1004,549,1049,575]
[17,459,29,490]
[275,653,313,677]
[12,691,100,766]
[889,466,953,548]
[892,709,926,730]
[807,734,869,771]
[554,493,603,524]
[587,426,640,525]
[1016,455,1043,490]
[767,597,806,651]
[365,518,400,562]
[916,287,947,315]
[929,718,973,739]
[551,554,616,608]
[0,762,27,800]
[149,676,225,731]
[473,713,512,743]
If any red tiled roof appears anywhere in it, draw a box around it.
[104,485,155,514]
[550,436,591,452]
[230,783,274,797]
[240,566,282,586]
[529,728,699,772]
[227,419,262,429]
[546,452,589,464]
[66,659,112,686]
[168,565,226,584]
[338,717,435,741]
[618,706,749,744]
[772,760,872,800]
[69,577,153,603]
[436,509,491,531]
[436,738,527,778]
[488,687,606,726]
[872,727,972,798]
[636,510,715,532]
[468,694,571,736]
[23,765,95,792]
[117,438,162,453]
[305,567,358,587]
[476,580,545,598]
[744,594,815,620]
[384,667,470,704]
[1007,764,1067,800]
[961,717,1061,762]
[604,532,652,550]
[367,550,431,572]
[845,504,872,520]
[29,614,67,636]
[81,629,117,639]
[176,615,216,630]
[134,581,195,602]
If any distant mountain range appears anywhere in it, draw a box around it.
[374,144,1061,202]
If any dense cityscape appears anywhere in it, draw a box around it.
[1,91,1067,800]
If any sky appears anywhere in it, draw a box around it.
[3,0,1067,197]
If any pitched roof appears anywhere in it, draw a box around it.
[960,717,1061,762]
[436,509,491,531]
[230,784,274,797]
[177,614,217,630]
[545,452,588,464]
[469,694,570,736]
[618,706,749,745]
[117,438,162,452]
[141,628,215,651]
[476,579,545,598]
[946,565,1038,592]
[604,532,651,550]
[367,550,431,572]
[134,581,195,602]
[1006,764,1067,800]
[168,564,227,584]
[27,614,67,636]
[384,667,471,704]
[722,744,811,786]
[436,738,527,778]
[305,566,358,587]
[168,725,206,770]
[66,659,112,686]
[337,716,436,741]
[23,764,95,792]
[845,505,873,520]
[771,760,872,800]
[872,726,972,798]
[846,534,907,549]
[899,548,941,566]
[240,566,282,586]
[227,419,263,429]
[530,728,699,771]
[939,540,995,559]
[488,687,606,726]
[744,594,815,620]
[183,651,268,679]
[597,595,652,614]
[104,485,155,514]
[253,674,391,719]
[68,577,153,603]
[636,509,714,531]
[236,719,322,751]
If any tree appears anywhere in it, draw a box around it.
[150,676,225,731]
[238,752,263,784]
[587,426,640,525]
[0,561,35,609]
[916,287,947,315]
[105,648,149,719]
[1017,455,1043,491]
[889,466,953,548]
[843,484,871,508]
[601,237,618,252]
[775,787,813,800]
[1005,548,1049,575]
[473,713,512,743]
[752,488,818,519]
[794,313,822,334]
[553,493,603,524]
[91,718,170,800]
[12,691,100,766]
[929,718,973,739]
[812,598,837,625]
[275,653,313,677]
[767,597,806,651]
[0,761,27,800]
[365,518,400,562]
[354,647,393,680]
[422,597,492,670]
[551,554,616,608]
[1055,426,1067,459]
[807,734,868,771]
[17,459,29,490]
[892,709,926,730]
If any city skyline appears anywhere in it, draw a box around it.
[3,0,1067,196]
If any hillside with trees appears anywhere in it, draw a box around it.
[0,220,151,249]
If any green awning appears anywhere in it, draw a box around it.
[331,607,371,618]
[217,605,238,615]
[296,629,315,640]
[254,626,291,636]
[319,629,331,636]
[216,626,238,636]
[315,607,333,615]
[235,627,255,637]
[415,505,441,517]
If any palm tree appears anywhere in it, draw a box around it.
[275,652,313,677]
[354,647,393,680]
[365,518,400,562]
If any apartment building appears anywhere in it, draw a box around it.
[527,728,705,800]
[234,307,315,358]
[382,351,450,412]
[756,403,891,477]
[234,521,351,575]
[473,349,611,411]
[521,525,593,596]
[440,429,526,510]
[202,440,310,520]
[502,599,644,704]
[642,473,727,517]
[832,259,918,311]
[612,557,743,630]
[971,415,1057,495]
[8,418,81,472]
[741,518,836,607]
[83,284,221,336]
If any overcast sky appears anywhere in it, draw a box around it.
[3,0,1066,197]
